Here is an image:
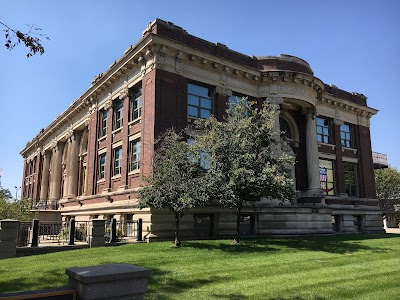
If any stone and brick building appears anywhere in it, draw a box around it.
[20,19,383,239]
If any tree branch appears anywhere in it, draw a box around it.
[1,21,50,57]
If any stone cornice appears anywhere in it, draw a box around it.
[320,93,378,118]
[21,33,155,158]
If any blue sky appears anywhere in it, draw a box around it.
[0,0,399,196]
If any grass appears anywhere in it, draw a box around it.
[0,234,399,299]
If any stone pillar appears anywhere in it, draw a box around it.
[266,95,283,153]
[66,264,151,300]
[303,108,321,196]
[120,86,130,189]
[67,131,82,198]
[0,219,19,259]
[40,151,51,200]
[50,142,65,200]
[91,219,106,247]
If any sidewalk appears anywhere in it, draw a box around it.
[385,227,400,234]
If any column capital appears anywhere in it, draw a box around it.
[302,107,317,119]
[265,94,283,111]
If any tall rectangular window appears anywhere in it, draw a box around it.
[340,124,353,148]
[112,147,122,176]
[343,162,358,197]
[316,117,330,143]
[129,140,141,172]
[319,159,335,195]
[98,153,106,180]
[188,83,212,119]
[130,87,142,121]
[99,110,108,137]
[113,99,124,130]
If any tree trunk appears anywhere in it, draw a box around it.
[174,212,181,247]
[234,205,242,243]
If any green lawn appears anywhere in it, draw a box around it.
[0,234,399,299]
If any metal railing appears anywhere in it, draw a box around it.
[105,219,142,242]
[16,218,142,247]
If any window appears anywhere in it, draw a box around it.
[98,153,106,180]
[280,117,292,139]
[128,140,141,172]
[319,159,335,195]
[193,214,213,237]
[340,124,353,148]
[113,99,124,130]
[112,147,122,176]
[187,138,210,169]
[130,87,142,121]
[99,110,108,137]
[188,83,212,118]
[343,162,358,197]
[240,214,255,235]
[316,117,330,143]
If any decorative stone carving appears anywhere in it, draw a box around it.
[175,50,184,74]
[104,93,113,110]
[266,93,283,110]
[333,118,344,125]
[215,86,232,96]
[302,107,317,120]
[119,81,130,99]
[65,125,74,141]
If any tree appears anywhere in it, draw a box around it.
[375,167,400,224]
[194,97,295,243]
[0,188,37,221]
[138,129,210,246]
[1,22,49,57]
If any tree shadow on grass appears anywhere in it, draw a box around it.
[0,267,67,294]
[184,234,396,255]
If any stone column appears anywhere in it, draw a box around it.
[265,95,283,153]
[50,142,64,200]
[303,108,322,196]
[40,151,51,200]
[91,219,106,247]
[67,131,82,198]
[0,220,19,259]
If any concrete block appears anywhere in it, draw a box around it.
[66,264,151,300]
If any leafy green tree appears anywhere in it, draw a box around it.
[1,21,49,57]
[138,129,210,246]
[0,188,37,222]
[194,97,295,243]
[375,167,400,224]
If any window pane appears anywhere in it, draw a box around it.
[200,109,211,119]
[188,106,198,117]
[316,118,324,126]
[188,84,210,98]
[188,95,199,106]
[201,98,212,109]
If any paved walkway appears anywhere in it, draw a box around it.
[385,227,400,234]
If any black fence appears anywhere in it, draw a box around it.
[16,218,142,247]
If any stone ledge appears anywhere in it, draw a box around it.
[66,263,151,284]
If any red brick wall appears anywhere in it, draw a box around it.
[356,125,376,198]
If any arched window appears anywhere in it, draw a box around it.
[279,117,292,140]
